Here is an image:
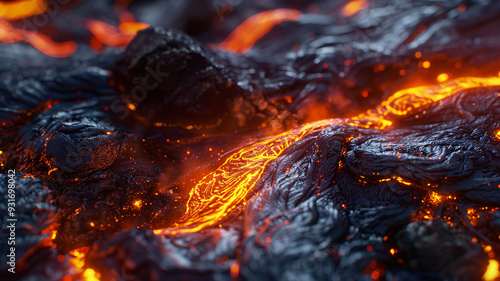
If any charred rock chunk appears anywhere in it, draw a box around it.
[112,27,243,127]
[394,220,488,281]
[0,175,74,281]
[17,102,184,251]
[86,228,239,281]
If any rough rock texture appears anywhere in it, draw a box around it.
[1,0,500,281]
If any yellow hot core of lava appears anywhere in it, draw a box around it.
[153,76,500,234]
[353,77,500,129]
[168,119,334,233]
[133,199,143,209]
[484,259,500,281]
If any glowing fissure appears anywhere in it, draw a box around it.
[161,76,500,234]
[86,0,148,48]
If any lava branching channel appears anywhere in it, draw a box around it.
[2,1,500,281]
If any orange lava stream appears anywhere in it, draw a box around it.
[87,1,149,48]
[86,19,148,47]
[214,8,302,55]
[157,119,335,234]
[353,76,500,129]
[0,0,46,20]
[0,2,77,58]
[0,0,147,56]
[153,76,500,235]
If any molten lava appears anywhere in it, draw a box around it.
[168,119,334,233]
[3,1,500,279]
[0,14,77,58]
[158,76,500,234]
[354,77,500,129]
[0,0,148,56]
[215,9,302,55]
[0,0,46,20]
[484,259,500,280]
[0,0,77,57]
[87,0,149,48]
[86,19,148,48]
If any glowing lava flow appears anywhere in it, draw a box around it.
[163,119,334,233]
[86,19,148,47]
[0,0,46,20]
[86,0,149,48]
[353,76,500,129]
[0,2,77,57]
[214,9,302,55]
[153,76,500,234]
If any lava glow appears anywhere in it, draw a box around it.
[354,77,500,129]
[161,119,334,233]
[82,268,101,281]
[342,0,368,17]
[0,18,77,57]
[0,0,78,58]
[87,0,149,48]
[215,9,302,55]
[0,0,147,56]
[0,0,46,20]
[484,259,500,281]
[86,18,149,48]
[154,76,500,235]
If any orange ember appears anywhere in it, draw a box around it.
[68,247,101,280]
[437,73,450,83]
[0,0,47,20]
[342,0,368,17]
[119,21,150,36]
[82,268,101,281]
[215,9,302,55]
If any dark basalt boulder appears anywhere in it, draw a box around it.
[394,220,488,281]
[112,27,244,127]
